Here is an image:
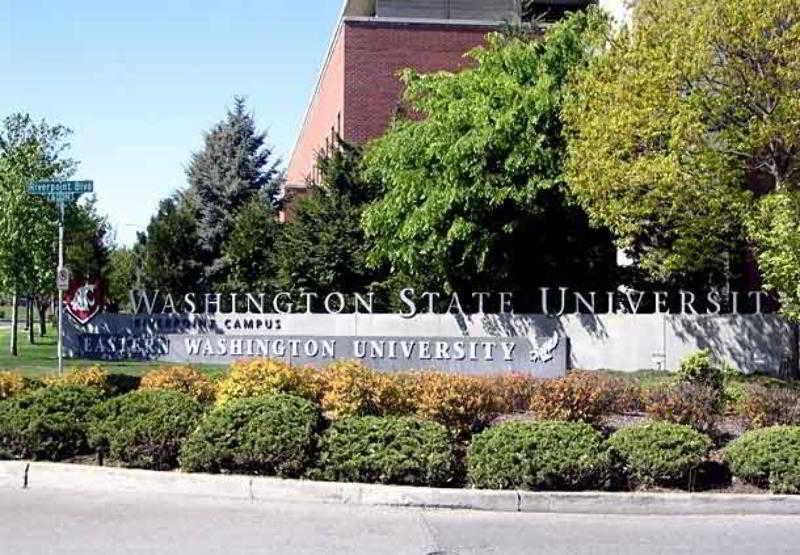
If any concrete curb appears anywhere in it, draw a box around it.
[2,461,799,515]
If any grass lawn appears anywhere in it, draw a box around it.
[0,326,223,378]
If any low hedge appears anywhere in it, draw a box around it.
[88,390,204,470]
[181,393,321,477]
[0,385,103,460]
[0,371,28,400]
[529,372,618,425]
[215,359,321,406]
[467,421,611,490]
[608,422,711,488]
[139,366,215,403]
[724,426,800,493]
[315,416,456,487]
[45,366,113,396]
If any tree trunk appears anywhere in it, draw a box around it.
[23,299,30,331]
[27,298,34,345]
[10,292,18,356]
[38,300,47,337]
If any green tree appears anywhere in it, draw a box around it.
[185,97,282,289]
[221,194,282,293]
[276,139,390,305]
[106,246,139,311]
[136,197,203,295]
[0,113,74,354]
[64,195,112,281]
[361,12,617,298]
[565,0,800,302]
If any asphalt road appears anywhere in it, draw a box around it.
[3,488,800,554]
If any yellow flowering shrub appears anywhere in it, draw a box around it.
[140,366,216,403]
[319,361,399,419]
[215,359,322,406]
[401,372,506,433]
[0,371,27,400]
[46,366,112,395]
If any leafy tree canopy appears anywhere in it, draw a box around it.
[565,0,800,299]
[361,11,617,295]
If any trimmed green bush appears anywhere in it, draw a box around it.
[467,421,610,490]
[0,385,103,460]
[316,416,456,487]
[181,393,321,477]
[724,426,800,493]
[88,390,204,470]
[677,349,724,393]
[608,422,711,488]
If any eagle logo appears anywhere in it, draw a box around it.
[530,332,559,363]
[64,279,103,325]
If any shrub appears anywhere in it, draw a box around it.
[88,390,203,470]
[467,421,611,490]
[736,385,800,429]
[676,349,724,393]
[529,372,617,424]
[140,366,215,403]
[0,385,103,460]
[215,359,321,406]
[0,371,27,400]
[316,416,456,487]
[319,361,397,418]
[181,393,321,477]
[608,422,712,488]
[644,383,719,432]
[401,372,506,433]
[45,366,112,395]
[724,426,800,493]
[487,373,540,413]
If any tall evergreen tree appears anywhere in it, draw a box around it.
[221,193,282,294]
[185,97,281,289]
[276,138,386,304]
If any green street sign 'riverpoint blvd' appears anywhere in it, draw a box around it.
[27,179,94,375]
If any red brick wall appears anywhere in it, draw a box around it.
[343,20,491,145]
[286,27,346,186]
[286,20,492,188]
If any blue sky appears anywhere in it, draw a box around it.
[1,0,342,245]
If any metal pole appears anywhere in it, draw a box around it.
[57,202,64,376]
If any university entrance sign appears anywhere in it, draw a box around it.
[64,311,567,376]
[62,287,792,375]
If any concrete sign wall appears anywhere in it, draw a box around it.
[64,311,795,376]
[63,312,568,377]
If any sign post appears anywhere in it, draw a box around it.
[27,180,94,375]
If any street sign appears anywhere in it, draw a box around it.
[27,179,95,375]
[57,267,71,291]
[27,180,93,195]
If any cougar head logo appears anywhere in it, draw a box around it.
[64,279,103,325]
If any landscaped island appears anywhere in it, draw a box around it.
[1,351,798,495]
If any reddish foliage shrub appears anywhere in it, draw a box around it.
[529,372,618,424]
[737,385,800,429]
[486,373,540,413]
[644,383,719,433]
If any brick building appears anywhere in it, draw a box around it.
[283,0,599,210]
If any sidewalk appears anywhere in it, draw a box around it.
[2,461,799,516]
